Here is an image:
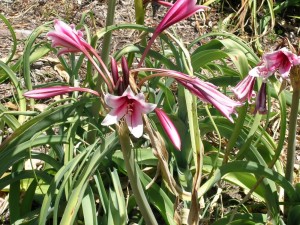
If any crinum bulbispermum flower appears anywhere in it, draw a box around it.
[263,47,300,79]
[138,0,209,68]
[133,68,243,123]
[47,20,89,56]
[231,65,270,104]
[101,86,157,138]
[231,74,257,103]
[232,47,300,114]
[47,20,114,92]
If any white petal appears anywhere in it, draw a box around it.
[101,104,127,126]
[140,101,157,114]
[122,86,135,97]
[130,93,156,114]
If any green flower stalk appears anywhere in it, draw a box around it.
[285,65,300,184]
[117,123,158,225]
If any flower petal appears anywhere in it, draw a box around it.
[125,105,144,138]
[104,93,127,108]
[101,104,127,126]
[131,93,157,114]
[232,74,256,102]
[47,20,89,56]
[122,86,135,98]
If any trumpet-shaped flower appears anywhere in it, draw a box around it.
[134,68,242,122]
[263,47,300,79]
[47,20,89,56]
[177,78,242,122]
[48,20,114,92]
[23,86,100,99]
[155,0,208,36]
[232,47,300,114]
[138,0,209,67]
[155,108,181,150]
[232,74,256,102]
[101,86,157,138]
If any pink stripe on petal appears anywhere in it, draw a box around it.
[279,60,292,78]
[232,75,256,102]
[125,106,144,138]
[104,93,127,108]
[101,104,127,126]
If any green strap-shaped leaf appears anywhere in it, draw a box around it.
[82,185,98,225]
[0,14,17,64]
[198,161,295,199]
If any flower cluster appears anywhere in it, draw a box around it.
[232,48,300,114]
[23,0,241,151]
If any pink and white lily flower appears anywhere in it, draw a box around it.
[177,78,242,122]
[47,20,114,92]
[154,0,208,36]
[263,47,300,79]
[47,20,89,56]
[138,0,209,68]
[231,74,256,103]
[23,86,100,99]
[101,86,157,138]
[232,47,300,114]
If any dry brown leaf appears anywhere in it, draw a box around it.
[4,101,18,110]
[54,64,70,82]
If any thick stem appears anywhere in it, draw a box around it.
[285,89,300,183]
[100,0,116,66]
[118,124,158,225]
[284,89,299,216]
[134,0,145,25]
